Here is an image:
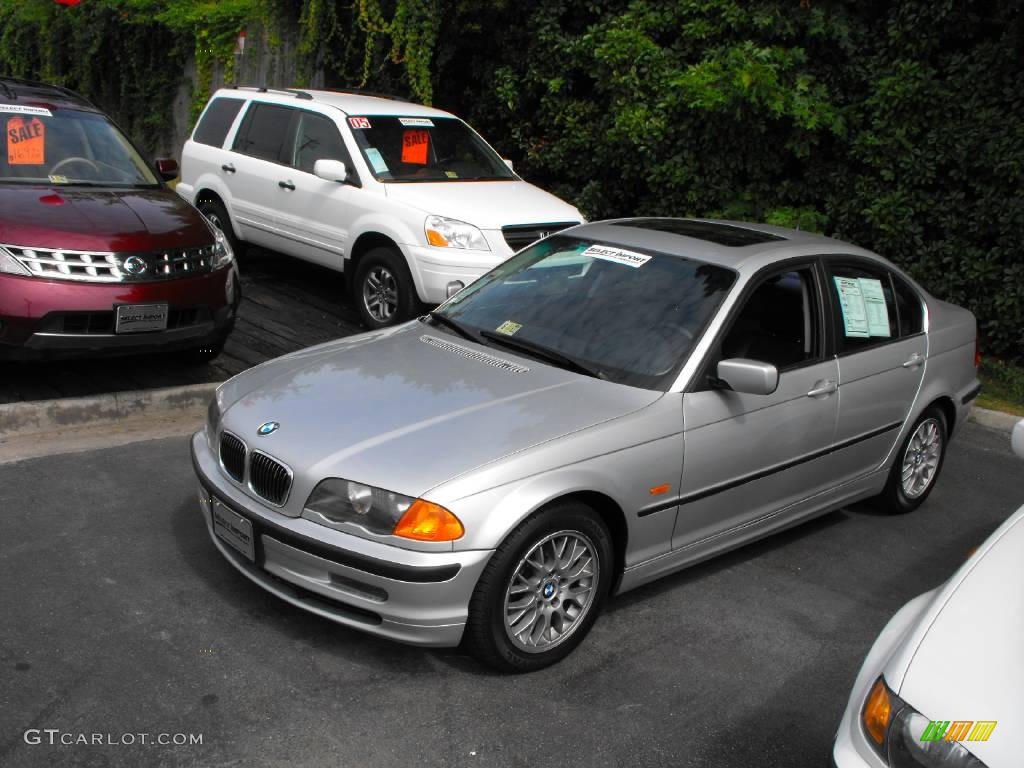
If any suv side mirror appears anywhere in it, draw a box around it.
[154,158,178,182]
[314,159,349,184]
[1013,419,1024,459]
[715,358,779,396]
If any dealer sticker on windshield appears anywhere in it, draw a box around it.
[0,104,52,117]
[496,320,522,336]
[582,244,652,268]
[399,117,434,127]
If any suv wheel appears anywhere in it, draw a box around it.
[197,197,246,258]
[462,501,613,673]
[353,247,419,329]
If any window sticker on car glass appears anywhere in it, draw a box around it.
[398,117,434,127]
[858,278,891,338]
[47,174,68,184]
[496,320,522,336]
[401,129,429,164]
[445,170,458,178]
[7,117,45,165]
[364,147,389,174]
[0,104,52,117]
[582,244,652,268]
[833,277,870,338]
[348,116,371,129]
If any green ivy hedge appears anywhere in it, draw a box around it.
[2,0,1020,357]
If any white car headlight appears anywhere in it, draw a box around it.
[211,228,235,269]
[0,247,30,276]
[862,677,988,768]
[424,215,490,251]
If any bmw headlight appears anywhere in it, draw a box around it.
[305,478,464,541]
[424,215,490,251]
[211,227,235,269]
[861,677,989,768]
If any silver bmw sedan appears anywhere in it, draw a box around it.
[192,218,980,672]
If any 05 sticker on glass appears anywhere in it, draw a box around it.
[7,116,45,165]
[581,244,651,268]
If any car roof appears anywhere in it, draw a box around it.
[574,217,883,273]
[212,86,453,119]
[0,76,98,112]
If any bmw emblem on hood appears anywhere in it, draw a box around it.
[257,421,279,436]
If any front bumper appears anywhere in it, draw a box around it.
[190,430,493,647]
[401,242,509,304]
[0,266,238,359]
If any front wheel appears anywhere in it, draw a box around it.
[462,501,613,673]
[353,247,420,329]
[196,197,246,259]
[877,407,948,513]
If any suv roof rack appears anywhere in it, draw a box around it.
[228,85,313,100]
[325,88,411,103]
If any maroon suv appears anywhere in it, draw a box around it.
[0,77,238,360]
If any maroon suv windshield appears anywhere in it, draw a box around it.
[2,106,159,188]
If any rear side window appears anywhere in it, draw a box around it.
[290,112,352,174]
[232,103,293,162]
[826,263,898,354]
[193,98,244,147]
[893,275,924,336]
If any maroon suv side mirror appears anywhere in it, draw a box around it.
[154,158,179,182]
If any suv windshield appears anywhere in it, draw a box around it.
[2,107,158,187]
[348,116,515,183]
[433,235,736,389]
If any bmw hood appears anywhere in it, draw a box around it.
[217,322,660,507]
[383,180,582,231]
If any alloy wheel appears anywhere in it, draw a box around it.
[362,266,398,323]
[901,417,943,499]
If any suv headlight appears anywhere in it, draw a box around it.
[424,215,490,251]
[861,677,989,767]
[304,478,464,541]
[0,247,30,276]
[211,228,235,269]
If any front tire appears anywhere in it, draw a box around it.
[463,501,613,673]
[353,247,419,329]
[877,407,948,513]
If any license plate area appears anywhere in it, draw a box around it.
[115,303,168,333]
[212,499,255,563]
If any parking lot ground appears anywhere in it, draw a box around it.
[1,421,1021,768]
[0,248,361,405]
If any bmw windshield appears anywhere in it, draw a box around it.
[2,106,159,188]
[430,235,736,390]
[348,116,515,182]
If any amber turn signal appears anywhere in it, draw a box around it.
[426,229,448,247]
[393,499,464,541]
[862,677,892,746]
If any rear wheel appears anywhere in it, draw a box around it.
[463,501,613,673]
[196,197,246,258]
[877,406,948,513]
[353,246,419,329]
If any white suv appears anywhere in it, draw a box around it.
[176,87,584,328]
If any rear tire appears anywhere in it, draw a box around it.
[877,406,948,513]
[196,197,246,259]
[353,246,419,329]
[462,501,613,673]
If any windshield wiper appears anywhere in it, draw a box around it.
[424,311,479,343]
[479,330,606,380]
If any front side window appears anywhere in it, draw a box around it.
[232,103,293,163]
[826,263,899,353]
[193,97,244,148]
[290,111,351,174]
[434,235,736,389]
[348,116,514,182]
[1,107,158,187]
[721,268,820,371]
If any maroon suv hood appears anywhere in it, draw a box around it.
[0,186,212,252]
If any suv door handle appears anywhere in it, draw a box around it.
[221,163,235,173]
[902,353,924,369]
[806,379,838,398]
[278,180,295,191]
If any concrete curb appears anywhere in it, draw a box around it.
[0,382,217,440]
[969,406,1020,433]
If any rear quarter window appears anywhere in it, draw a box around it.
[193,98,244,148]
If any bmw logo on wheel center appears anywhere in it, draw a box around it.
[257,422,279,436]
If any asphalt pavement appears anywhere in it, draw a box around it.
[1,422,1021,768]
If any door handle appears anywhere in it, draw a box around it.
[806,380,838,398]
[278,180,295,191]
[902,353,924,369]
[221,163,235,173]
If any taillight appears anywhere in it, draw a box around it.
[974,332,981,368]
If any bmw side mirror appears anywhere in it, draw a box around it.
[715,358,779,396]
[1013,419,1024,459]
[314,159,349,184]
[154,157,178,182]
